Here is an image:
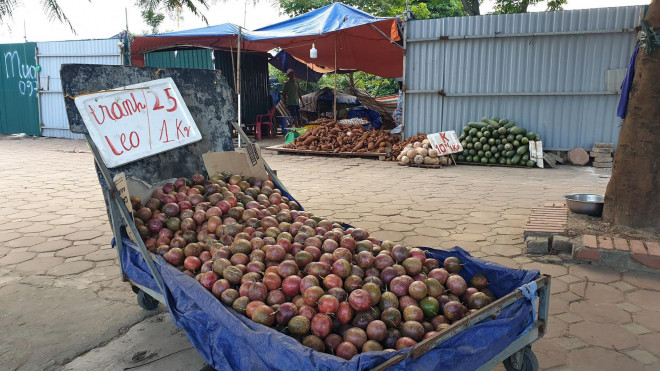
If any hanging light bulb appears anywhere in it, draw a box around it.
[174,50,178,58]
[310,43,318,59]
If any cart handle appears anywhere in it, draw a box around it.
[231,120,297,200]
[86,134,167,294]
[370,274,551,371]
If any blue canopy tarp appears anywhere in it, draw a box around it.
[269,50,323,82]
[251,3,403,78]
[132,3,403,77]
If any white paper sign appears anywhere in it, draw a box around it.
[530,141,544,168]
[75,77,202,168]
[427,130,463,156]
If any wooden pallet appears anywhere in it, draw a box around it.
[524,205,568,238]
[265,145,386,159]
[398,162,443,169]
[456,161,536,169]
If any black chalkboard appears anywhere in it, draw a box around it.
[61,64,236,184]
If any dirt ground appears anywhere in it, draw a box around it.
[567,212,660,242]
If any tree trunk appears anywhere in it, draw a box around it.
[460,0,480,16]
[602,1,660,232]
[521,0,530,13]
[471,0,480,15]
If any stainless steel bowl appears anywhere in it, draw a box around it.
[564,194,605,217]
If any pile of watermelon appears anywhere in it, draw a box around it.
[456,117,541,167]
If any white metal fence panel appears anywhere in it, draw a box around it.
[37,39,122,139]
[404,6,644,150]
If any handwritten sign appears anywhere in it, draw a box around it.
[75,78,201,168]
[427,130,463,156]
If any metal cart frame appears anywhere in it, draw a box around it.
[92,124,550,371]
[66,64,550,370]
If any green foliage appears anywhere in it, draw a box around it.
[276,0,564,17]
[492,0,566,14]
[0,0,79,32]
[545,0,567,11]
[389,0,467,19]
[277,0,393,17]
[137,0,211,24]
[277,0,466,19]
[0,0,211,32]
[269,65,398,97]
[141,8,166,34]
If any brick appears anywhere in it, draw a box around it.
[571,321,637,349]
[577,247,601,261]
[631,254,660,269]
[601,249,632,269]
[0,251,36,265]
[526,227,566,232]
[613,238,629,251]
[646,241,660,256]
[593,142,614,148]
[623,349,658,365]
[593,162,612,168]
[629,240,647,255]
[592,157,613,163]
[47,260,94,276]
[568,148,589,166]
[590,153,612,160]
[551,336,587,351]
[528,217,567,222]
[525,236,549,254]
[527,222,566,227]
[620,323,651,335]
[14,256,64,274]
[590,148,614,154]
[597,236,613,250]
[583,235,598,249]
[552,235,573,253]
[569,264,620,283]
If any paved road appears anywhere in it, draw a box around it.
[1,136,658,370]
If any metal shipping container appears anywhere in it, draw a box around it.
[404,6,645,150]
[0,42,40,136]
[37,38,123,139]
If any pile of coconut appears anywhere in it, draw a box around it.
[397,139,450,166]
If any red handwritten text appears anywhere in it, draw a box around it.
[88,93,147,125]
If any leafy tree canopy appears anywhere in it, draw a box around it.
[277,0,466,19]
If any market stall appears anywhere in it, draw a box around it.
[301,87,361,121]
[130,3,403,145]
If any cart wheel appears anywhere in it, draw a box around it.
[504,347,538,371]
[137,290,159,310]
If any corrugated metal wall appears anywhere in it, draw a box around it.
[404,6,644,150]
[145,49,215,70]
[144,48,269,124]
[0,42,40,136]
[144,48,270,124]
[37,39,122,139]
[214,50,270,125]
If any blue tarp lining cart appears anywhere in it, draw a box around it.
[62,64,549,371]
